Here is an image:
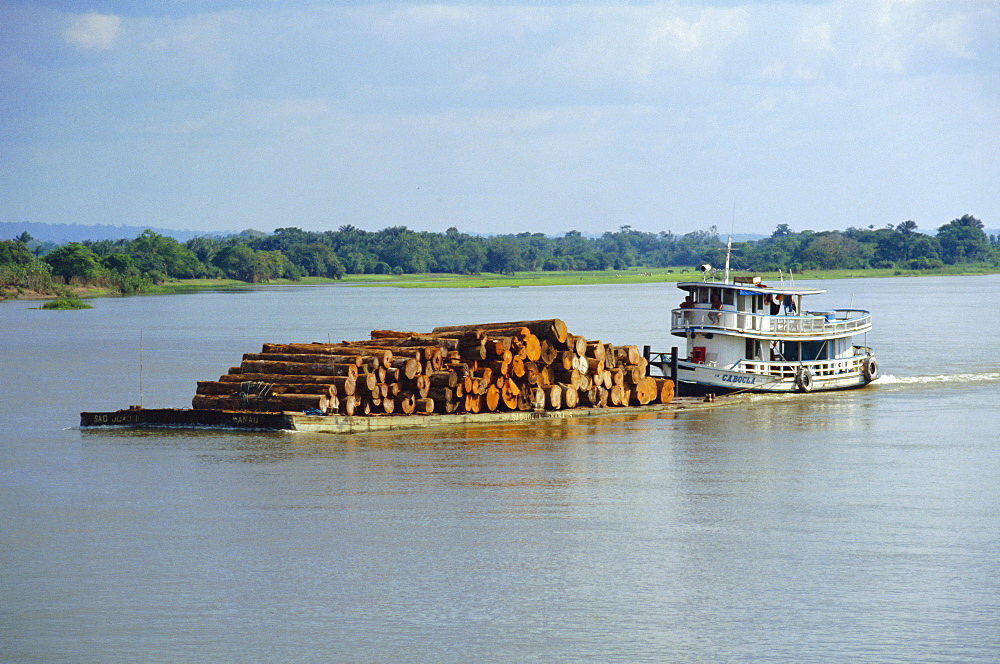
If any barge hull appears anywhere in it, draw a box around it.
[80,398,740,435]
[80,408,293,430]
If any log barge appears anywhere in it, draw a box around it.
[81,319,735,435]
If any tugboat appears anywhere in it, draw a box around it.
[650,260,878,395]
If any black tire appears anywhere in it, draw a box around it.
[795,367,813,392]
[863,357,878,382]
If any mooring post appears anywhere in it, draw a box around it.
[670,346,679,396]
[643,345,651,376]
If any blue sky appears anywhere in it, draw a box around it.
[2,1,997,237]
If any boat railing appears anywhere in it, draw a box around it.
[650,346,872,378]
[671,308,871,337]
[737,354,867,379]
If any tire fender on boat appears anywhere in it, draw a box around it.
[863,356,878,382]
[795,366,813,392]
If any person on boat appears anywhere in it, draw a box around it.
[679,296,695,309]
[783,295,797,314]
[708,294,723,324]
[768,294,782,315]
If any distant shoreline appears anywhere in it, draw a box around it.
[4,266,998,303]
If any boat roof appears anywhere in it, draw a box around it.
[677,281,825,296]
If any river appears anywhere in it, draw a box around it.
[2,275,999,662]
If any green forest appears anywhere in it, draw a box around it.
[2,215,997,298]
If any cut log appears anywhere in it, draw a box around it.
[243,352,362,366]
[364,336,459,352]
[553,369,585,391]
[630,376,658,405]
[527,386,546,411]
[565,334,587,355]
[428,387,453,402]
[544,384,562,410]
[500,383,519,410]
[429,370,458,388]
[327,345,393,367]
[558,383,579,409]
[539,339,559,366]
[218,373,354,390]
[192,393,327,412]
[357,372,378,392]
[261,343,361,358]
[654,378,675,404]
[585,341,606,362]
[195,381,337,397]
[415,398,435,414]
[603,343,617,368]
[521,334,542,362]
[396,393,416,415]
[240,360,358,379]
[625,365,645,385]
[432,319,567,344]
[340,395,358,416]
[613,345,643,366]
[485,384,501,411]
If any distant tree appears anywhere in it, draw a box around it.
[936,215,993,264]
[43,243,103,283]
[0,239,35,266]
[287,243,345,279]
[212,244,262,282]
[101,253,139,276]
[129,230,205,278]
[485,236,523,274]
[800,233,864,270]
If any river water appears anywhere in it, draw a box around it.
[2,276,999,663]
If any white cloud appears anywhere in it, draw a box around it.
[64,12,121,51]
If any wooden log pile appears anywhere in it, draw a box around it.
[192,319,674,416]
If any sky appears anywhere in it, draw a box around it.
[1,0,997,238]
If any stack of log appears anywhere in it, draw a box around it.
[191,319,674,416]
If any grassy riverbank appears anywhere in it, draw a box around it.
[151,265,999,292]
[6,265,998,303]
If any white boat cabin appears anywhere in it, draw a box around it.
[669,279,874,387]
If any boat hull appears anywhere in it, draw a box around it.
[667,361,874,395]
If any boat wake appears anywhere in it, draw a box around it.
[876,371,1000,386]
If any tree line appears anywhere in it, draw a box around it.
[1,215,997,297]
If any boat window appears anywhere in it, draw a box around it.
[697,288,709,304]
[801,340,828,361]
[783,342,801,361]
[723,289,735,305]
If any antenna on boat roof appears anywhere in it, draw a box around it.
[724,235,732,284]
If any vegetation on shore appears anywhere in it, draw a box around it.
[2,215,998,302]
